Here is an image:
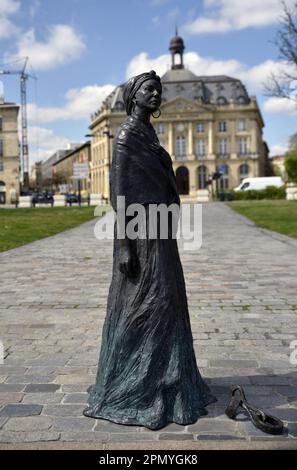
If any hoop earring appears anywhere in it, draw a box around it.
[152,108,161,118]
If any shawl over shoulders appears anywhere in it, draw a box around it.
[109,116,180,212]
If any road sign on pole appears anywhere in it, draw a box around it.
[73,162,89,179]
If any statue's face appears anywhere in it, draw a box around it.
[133,79,162,113]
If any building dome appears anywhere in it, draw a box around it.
[169,34,185,54]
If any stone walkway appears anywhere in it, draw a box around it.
[0,202,297,448]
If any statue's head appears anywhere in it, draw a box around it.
[123,70,162,116]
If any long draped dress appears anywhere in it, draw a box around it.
[83,115,217,430]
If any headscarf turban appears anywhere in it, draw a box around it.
[122,70,162,116]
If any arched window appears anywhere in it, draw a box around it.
[237,95,247,105]
[217,96,227,106]
[197,165,208,189]
[175,136,187,160]
[239,163,249,182]
[216,165,229,190]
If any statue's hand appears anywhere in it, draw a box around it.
[119,247,139,278]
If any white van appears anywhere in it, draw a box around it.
[234,177,283,192]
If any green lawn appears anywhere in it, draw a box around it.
[0,206,109,252]
[228,200,297,239]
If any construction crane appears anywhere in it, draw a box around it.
[0,57,36,188]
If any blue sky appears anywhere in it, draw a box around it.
[0,0,296,169]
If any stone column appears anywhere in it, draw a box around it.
[208,120,215,159]
[189,164,197,196]
[230,119,237,159]
[188,122,195,160]
[251,120,257,154]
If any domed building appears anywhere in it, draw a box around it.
[89,32,268,201]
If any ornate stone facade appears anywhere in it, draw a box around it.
[89,33,268,201]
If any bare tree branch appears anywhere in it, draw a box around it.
[265,1,297,103]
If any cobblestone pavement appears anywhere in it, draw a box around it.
[0,202,297,448]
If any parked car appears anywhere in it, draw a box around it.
[234,177,283,191]
[32,192,54,207]
[66,193,79,204]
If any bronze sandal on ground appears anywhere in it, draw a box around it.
[225,385,284,435]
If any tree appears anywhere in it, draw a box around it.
[265,1,297,102]
[285,148,297,182]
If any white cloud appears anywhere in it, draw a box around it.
[126,51,292,95]
[0,0,20,15]
[270,143,289,156]
[5,24,86,70]
[0,0,20,38]
[28,126,72,166]
[183,0,296,34]
[263,96,297,115]
[28,83,115,124]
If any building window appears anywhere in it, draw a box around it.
[198,165,208,189]
[0,140,3,157]
[217,96,227,106]
[218,138,228,157]
[175,136,187,159]
[238,119,247,131]
[237,95,247,105]
[196,139,206,158]
[0,117,2,131]
[156,123,165,135]
[239,137,249,155]
[0,160,3,172]
[239,163,249,181]
[196,122,205,133]
[218,121,227,132]
[216,164,229,189]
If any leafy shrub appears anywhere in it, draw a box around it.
[223,185,286,200]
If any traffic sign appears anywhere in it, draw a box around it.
[73,162,89,179]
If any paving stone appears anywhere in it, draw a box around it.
[209,360,259,368]
[0,431,60,443]
[0,384,25,393]
[54,375,92,384]
[60,431,108,442]
[108,433,158,442]
[42,404,85,417]
[196,434,245,440]
[94,420,142,432]
[24,384,61,393]
[0,404,42,417]
[62,393,88,404]
[0,393,24,405]
[159,433,194,440]
[52,417,95,432]
[6,374,53,384]
[21,393,64,404]
[188,418,237,433]
[3,416,53,431]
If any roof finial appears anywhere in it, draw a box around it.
[175,24,178,36]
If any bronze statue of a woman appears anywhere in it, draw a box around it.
[83,70,216,430]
